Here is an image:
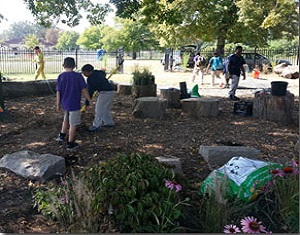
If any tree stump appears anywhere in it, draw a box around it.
[131,84,157,99]
[181,98,219,117]
[132,97,167,119]
[253,91,294,124]
[117,84,132,95]
[160,88,181,108]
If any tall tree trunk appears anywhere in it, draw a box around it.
[216,35,226,56]
[132,51,137,60]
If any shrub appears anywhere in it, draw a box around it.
[131,67,155,86]
[33,153,189,233]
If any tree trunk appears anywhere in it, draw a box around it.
[216,35,226,56]
[132,51,137,60]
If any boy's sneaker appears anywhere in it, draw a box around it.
[56,133,66,142]
[66,141,79,151]
[88,126,101,132]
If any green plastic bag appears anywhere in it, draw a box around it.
[199,156,282,202]
[190,84,201,97]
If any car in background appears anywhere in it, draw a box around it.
[242,52,272,72]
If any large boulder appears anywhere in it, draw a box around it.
[0,150,66,181]
[199,145,261,167]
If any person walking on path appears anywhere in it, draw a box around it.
[206,51,224,86]
[33,46,46,80]
[191,52,206,85]
[56,57,93,150]
[227,46,246,101]
[81,64,115,132]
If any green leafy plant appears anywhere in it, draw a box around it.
[33,153,189,233]
[131,67,155,86]
[86,153,189,232]
[33,172,103,233]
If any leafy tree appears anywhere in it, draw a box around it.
[24,34,40,49]
[99,25,121,51]
[76,26,103,50]
[56,31,80,50]
[45,28,61,46]
[4,21,48,41]
[113,0,299,54]
[23,0,112,27]
[98,18,160,58]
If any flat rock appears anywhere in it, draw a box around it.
[0,150,66,181]
[199,145,261,166]
[156,156,182,174]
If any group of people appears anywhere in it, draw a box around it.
[192,45,246,101]
[32,46,115,151]
[55,57,115,150]
[34,45,246,150]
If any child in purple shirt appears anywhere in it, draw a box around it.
[56,57,93,150]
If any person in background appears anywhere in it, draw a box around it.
[81,64,115,132]
[228,46,246,101]
[191,52,206,85]
[33,46,46,80]
[206,51,224,86]
[56,57,93,150]
[223,56,230,88]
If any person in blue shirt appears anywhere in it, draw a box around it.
[81,64,115,132]
[228,46,246,101]
[206,51,224,86]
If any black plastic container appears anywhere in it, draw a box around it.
[271,81,288,96]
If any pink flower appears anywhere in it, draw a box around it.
[165,179,182,192]
[240,216,267,233]
[270,168,284,178]
[291,160,299,168]
[224,224,241,233]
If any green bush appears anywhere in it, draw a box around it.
[132,68,155,86]
[33,153,189,233]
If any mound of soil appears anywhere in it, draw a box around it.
[0,93,298,232]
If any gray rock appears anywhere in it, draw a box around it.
[156,156,182,174]
[199,145,261,167]
[0,150,66,181]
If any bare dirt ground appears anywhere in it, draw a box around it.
[0,66,299,232]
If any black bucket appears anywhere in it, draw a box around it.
[271,81,288,96]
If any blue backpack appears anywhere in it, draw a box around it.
[212,56,224,70]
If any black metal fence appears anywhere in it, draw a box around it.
[0,47,298,75]
[0,48,118,75]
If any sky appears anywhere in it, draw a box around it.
[0,0,115,33]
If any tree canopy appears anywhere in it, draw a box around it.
[1,0,298,52]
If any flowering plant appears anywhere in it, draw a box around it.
[224,216,270,233]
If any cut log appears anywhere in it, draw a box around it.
[132,97,167,119]
[181,97,219,117]
[117,84,132,95]
[160,88,181,108]
[253,91,294,125]
[131,84,157,99]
